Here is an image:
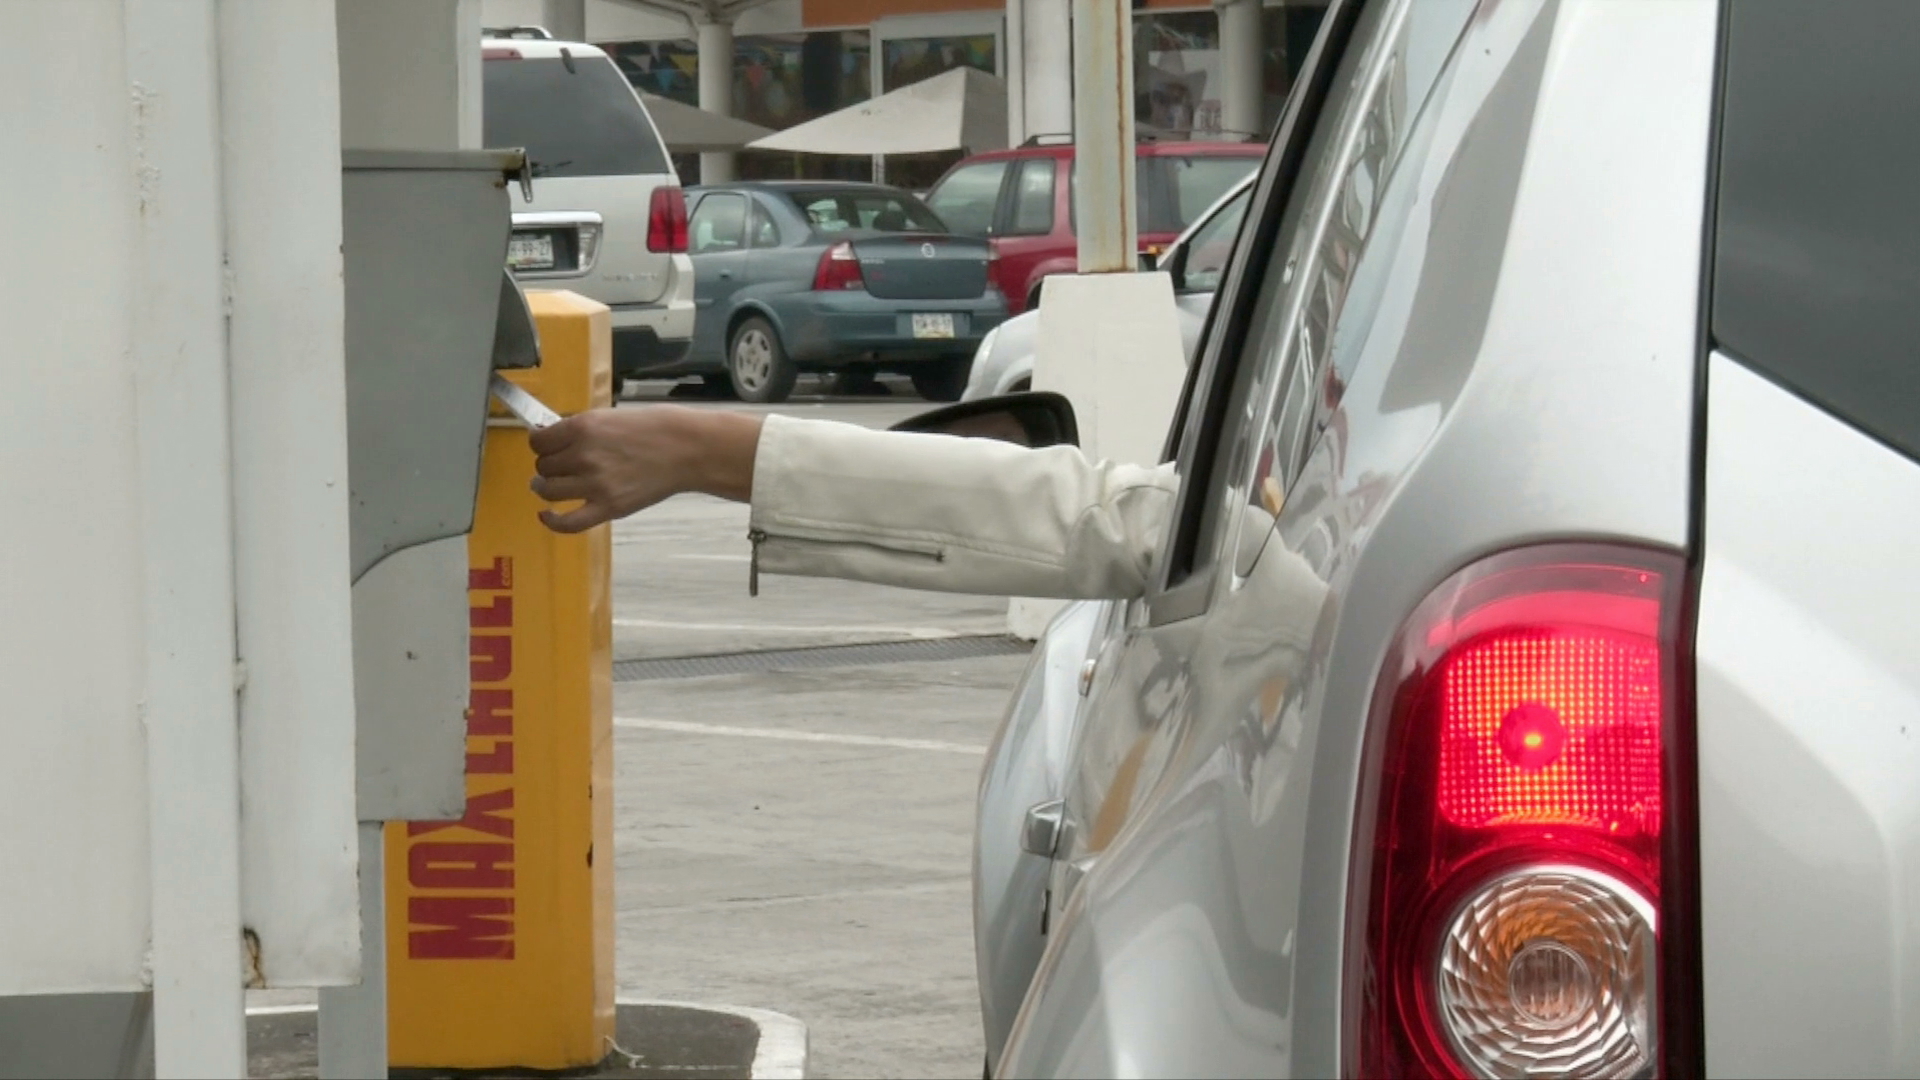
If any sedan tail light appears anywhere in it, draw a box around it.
[647,186,688,253]
[1345,544,1698,1079]
[812,242,865,291]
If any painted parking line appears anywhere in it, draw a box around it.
[613,616,965,638]
[614,716,986,756]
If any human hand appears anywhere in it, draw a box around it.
[528,405,764,533]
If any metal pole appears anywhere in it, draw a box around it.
[1070,0,1137,273]
[697,16,736,183]
[122,0,248,1073]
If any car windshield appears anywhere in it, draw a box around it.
[483,55,670,178]
[787,189,947,234]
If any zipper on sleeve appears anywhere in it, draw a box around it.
[746,526,945,597]
[749,528,765,597]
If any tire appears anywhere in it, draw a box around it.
[728,316,797,404]
[911,357,970,402]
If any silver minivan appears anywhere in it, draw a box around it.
[483,32,695,395]
[976,0,1920,1076]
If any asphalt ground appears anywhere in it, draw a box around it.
[609,378,1019,1079]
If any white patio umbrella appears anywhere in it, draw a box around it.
[746,67,1009,157]
[638,93,776,154]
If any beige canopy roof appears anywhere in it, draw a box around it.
[639,93,775,153]
[746,67,1008,157]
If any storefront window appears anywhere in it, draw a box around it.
[604,32,875,184]
[1132,3,1330,141]
[1135,11,1222,139]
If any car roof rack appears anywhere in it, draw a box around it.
[483,25,554,39]
[1019,133,1075,148]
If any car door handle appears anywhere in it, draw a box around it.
[718,269,733,279]
[1022,799,1066,858]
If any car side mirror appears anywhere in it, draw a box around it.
[1164,241,1191,292]
[888,391,1080,449]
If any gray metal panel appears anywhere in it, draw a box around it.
[341,149,522,582]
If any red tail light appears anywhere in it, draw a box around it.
[1345,544,1697,1079]
[812,242,864,291]
[647,186,688,253]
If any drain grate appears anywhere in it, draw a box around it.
[612,634,1032,682]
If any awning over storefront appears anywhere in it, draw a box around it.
[639,92,776,153]
[745,66,1008,156]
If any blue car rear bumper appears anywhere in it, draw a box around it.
[777,291,1009,366]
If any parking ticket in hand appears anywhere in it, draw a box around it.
[490,373,562,430]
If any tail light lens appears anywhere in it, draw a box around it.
[1345,544,1697,1079]
[647,186,688,253]
[812,241,865,291]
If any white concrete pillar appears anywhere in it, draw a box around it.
[541,0,587,41]
[123,1,248,1072]
[338,0,483,150]
[698,17,736,183]
[1023,0,1074,141]
[1216,0,1264,139]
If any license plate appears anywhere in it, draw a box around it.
[911,313,956,339]
[508,233,555,271]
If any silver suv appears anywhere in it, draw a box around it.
[483,31,695,395]
[977,0,1920,1076]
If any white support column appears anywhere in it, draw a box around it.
[1216,0,1264,139]
[698,16,736,183]
[541,0,587,41]
[122,0,248,1073]
[1024,0,1074,140]
[1005,0,1026,145]
[1069,0,1137,271]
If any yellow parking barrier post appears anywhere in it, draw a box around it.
[385,290,615,1070]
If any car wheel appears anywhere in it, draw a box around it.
[728,316,796,404]
[911,357,969,402]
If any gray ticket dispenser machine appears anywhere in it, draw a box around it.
[342,149,540,824]
[0,150,540,1080]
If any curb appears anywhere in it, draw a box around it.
[244,998,809,1079]
[617,999,807,1080]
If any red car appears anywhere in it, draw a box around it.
[922,137,1266,316]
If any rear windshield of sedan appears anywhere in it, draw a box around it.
[787,190,947,234]
[484,55,670,178]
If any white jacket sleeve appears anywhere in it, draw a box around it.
[747,414,1177,601]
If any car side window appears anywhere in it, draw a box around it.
[749,200,781,248]
[689,193,747,254]
[1008,159,1057,235]
[1156,0,1476,609]
[924,161,1009,237]
[1713,0,1920,465]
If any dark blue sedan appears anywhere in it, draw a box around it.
[683,182,1009,402]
